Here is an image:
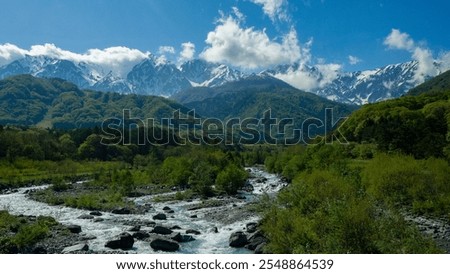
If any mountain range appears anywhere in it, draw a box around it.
[0,54,447,105]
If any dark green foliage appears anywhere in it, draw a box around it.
[0,211,58,253]
[340,90,450,158]
[0,75,193,128]
[215,164,248,195]
[173,76,357,137]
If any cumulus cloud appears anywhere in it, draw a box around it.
[0,43,150,77]
[384,29,414,51]
[200,11,301,69]
[158,46,175,55]
[383,29,447,83]
[250,0,289,22]
[178,42,196,63]
[348,55,362,65]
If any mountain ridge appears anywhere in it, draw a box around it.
[0,54,447,104]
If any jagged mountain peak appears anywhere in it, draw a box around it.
[0,53,444,103]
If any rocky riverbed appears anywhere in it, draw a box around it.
[0,166,287,254]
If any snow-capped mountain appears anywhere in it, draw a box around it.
[0,55,245,96]
[315,61,420,105]
[263,61,433,105]
[0,53,444,104]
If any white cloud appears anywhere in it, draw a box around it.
[383,29,450,83]
[250,0,289,22]
[158,46,175,55]
[200,12,301,69]
[384,29,414,51]
[0,43,150,77]
[348,55,362,65]
[273,62,342,91]
[0,43,28,66]
[178,42,196,63]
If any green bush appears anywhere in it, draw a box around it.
[215,164,248,195]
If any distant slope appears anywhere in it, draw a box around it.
[172,75,357,136]
[407,69,450,96]
[0,75,192,128]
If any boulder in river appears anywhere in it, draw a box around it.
[129,225,141,232]
[246,232,266,251]
[112,207,132,215]
[229,231,248,248]
[152,213,167,220]
[77,214,94,220]
[105,232,134,250]
[132,231,150,240]
[150,238,180,252]
[163,206,172,211]
[152,226,173,235]
[246,222,258,233]
[62,243,89,253]
[186,229,201,235]
[67,225,82,234]
[171,233,196,243]
[171,225,182,230]
[90,211,102,216]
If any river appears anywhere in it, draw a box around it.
[0,166,286,254]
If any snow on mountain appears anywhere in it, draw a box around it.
[0,55,245,97]
[264,61,444,105]
[0,53,444,104]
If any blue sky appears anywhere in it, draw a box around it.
[0,0,449,72]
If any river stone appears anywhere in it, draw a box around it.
[171,225,182,230]
[150,238,180,252]
[229,231,248,248]
[112,208,131,215]
[246,235,266,250]
[171,233,196,243]
[153,213,167,220]
[67,225,82,234]
[132,231,150,240]
[105,232,134,250]
[246,222,258,233]
[186,229,201,235]
[211,227,219,233]
[62,243,89,253]
[90,211,102,216]
[152,226,173,235]
[129,225,141,232]
[163,206,172,211]
[78,214,94,220]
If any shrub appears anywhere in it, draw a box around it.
[215,164,248,195]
